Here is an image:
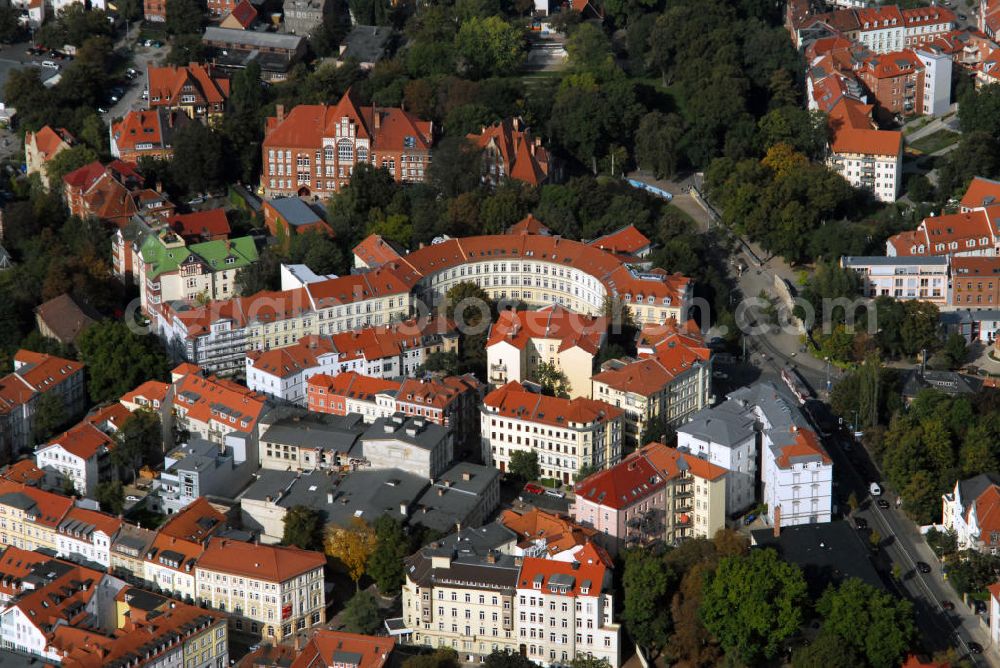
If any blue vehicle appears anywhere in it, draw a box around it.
[743,513,756,526]
[626,178,672,202]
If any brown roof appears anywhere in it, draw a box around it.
[588,225,652,255]
[147,63,230,108]
[291,631,394,668]
[34,293,98,344]
[961,176,1000,210]
[466,118,550,186]
[828,97,902,157]
[28,126,75,161]
[482,381,624,428]
[197,537,326,582]
[486,306,606,355]
[498,507,597,556]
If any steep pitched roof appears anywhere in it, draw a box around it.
[466,118,550,186]
[40,422,115,461]
[961,176,1000,210]
[290,631,394,668]
[588,225,652,256]
[486,306,606,355]
[168,209,231,241]
[483,382,623,429]
[146,63,230,108]
[28,125,75,161]
[197,537,325,582]
[828,97,902,157]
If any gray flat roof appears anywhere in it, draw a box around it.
[203,26,305,50]
[362,414,449,452]
[260,411,364,453]
[267,197,324,227]
[842,255,948,266]
[340,25,393,63]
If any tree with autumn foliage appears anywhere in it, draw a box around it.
[325,517,377,590]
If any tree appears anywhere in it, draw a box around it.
[445,282,495,331]
[622,549,673,655]
[791,630,860,668]
[282,505,324,551]
[325,517,377,590]
[817,578,915,668]
[31,392,67,444]
[530,362,571,398]
[565,23,614,77]
[43,145,98,189]
[635,112,685,179]
[700,548,808,664]
[925,527,958,558]
[77,321,171,403]
[367,515,410,593]
[95,480,125,514]
[508,450,540,482]
[340,590,381,634]
[236,248,282,295]
[575,463,599,482]
[907,173,935,202]
[170,122,225,194]
[165,0,203,35]
[112,409,163,482]
[0,5,22,43]
[427,137,482,197]
[454,17,525,79]
[483,649,536,668]
[402,648,460,668]
[900,300,940,358]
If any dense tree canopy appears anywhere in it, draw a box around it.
[76,321,171,404]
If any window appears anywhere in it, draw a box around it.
[338,139,354,162]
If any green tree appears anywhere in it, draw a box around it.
[445,282,495,330]
[635,111,685,179]
[508,450,540,482]
[44,145,99,189]
[95,480,125,514]
[906,173,935,202]
[112,409,163,482]
[700,548,808,664]
[235,248,282,295]
[282,505,324,551]
[454,17,525,79]
[530,361,571,398]
[0,5,22,43]
[427,137,483,197]
[165,0,203,35]
[170,123,225,194]
[483,649,536,668]
[77,321,171,404]
[817,578,915,668]
[757,106,828,159]
[622,549,673,655]
[402,648,460,668]
[900,300,941,358]
[791,630,860,668]
[367,515,411,593]
[925,527,958,558]
[574,463,599,482]
[340,590,381,634]
[565,23,614,77]
[31,392,67,444]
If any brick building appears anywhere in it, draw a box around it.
[261,89,433,198]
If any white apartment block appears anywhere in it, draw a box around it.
[915,48,953,116]
[676,405,758,516]
[481,382,624,485]
[841,255,949,304]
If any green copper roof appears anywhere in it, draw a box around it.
[141,234,259,279]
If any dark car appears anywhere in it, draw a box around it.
[941,600,955,611]
[959,13,968,20]
[974,600,988,614]
[877,499,890,509]
[968,641,983,654]
[916,561,932,574]
[855,518,868,529]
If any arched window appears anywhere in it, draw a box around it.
[338,139,353,162]
[357,145,369,162]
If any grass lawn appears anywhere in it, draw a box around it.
[908,129,961,154]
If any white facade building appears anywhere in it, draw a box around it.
[675,405,758,516]
[840,255,949,304]
[941,473,1000,553]
[915,48,953,116]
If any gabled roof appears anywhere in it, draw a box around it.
[247,335,336,378]
[588,225,652,256]
[308,371,398,402]
[483,382,624,429]
[828,97,902,157]
[157,497,226,543]
[290,631,394,668]
[28,125,75,161]
[171,370,268,432]
[225,0,257,28]
[197,536,325,582]
[507,214,550,236]
[498,507,597,556]
[517,542,608,597]
[147,63,230,108]
[39,421,115,461]
[486,306,606,355]
[168,209,231,241]
[266,197,324,227]
[34,293,98,344]
[637,441,727,481]
[466,118,550,186]
[960,176,1000,210]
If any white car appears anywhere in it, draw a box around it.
[870,482,882,497]
[126,495,140,502]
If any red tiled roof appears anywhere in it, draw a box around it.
[157,497,226,543]
[307,371,398,402]
[13,350,84,393]
[290,631,394,668]
[486,306,606,355]
[62,505,123,538]
[171,371,268,432]
[498,507,597,556]
[961,177,1000,210]
[857,5,904,29]
[168,209,231,241]
[574,453,664,509]
[147,63,230,108]
[588,225,651,256]
[517,543,608,596]
[637,442,727,481]
[828,97,902,157]
[1,460,47,486]
[227,0,257,28]
[41,422,115,461]
[264,89,432,154]
[353,234,406,267]
[28,126,75,161]
[861,49,924,79]
[483,381,623,429]
[507,214,550,235]
[197,537,325,582]
[120,380,171,408]
[247,336,336,378]
[901,6,955,27]
[112,110,167,153]
[773,427,833,469]
[466,118,550,186]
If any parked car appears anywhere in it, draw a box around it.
[941,600,955,611]
[743,513,757,526]
[523,483,544,495]
[854,518,868,529]
[968,642,983,654]
[126,495,140,502]
[959,13,968,20]
[870,482,882,496]
[41,60,59,69]
[544,489,566,499]
[877,499,890,509]
[916,561,932,574]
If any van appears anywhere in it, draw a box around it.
[870,482,882,497]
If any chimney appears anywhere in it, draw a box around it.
[462,471,472,481]
[276,104,285,123]
[773,505,781,538]
[374,108,381,132]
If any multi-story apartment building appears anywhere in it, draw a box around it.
[35,419,117,497]
[143,497,227,602]
[135,229,259,326]
[353,229,692,326]
[591,321,712,444]
[195,537,326,641]
[902,6,957,47]
[261,91,433,197]
[146,63,231,124]
[481,382,624,483]
[24,125,74,190]
[110,109,189,162]
[149,434,258,514]
[400,542,521,661]
[466,118,551,187]
[915,47,954,116]
[362,414,453,479]
[841,255,949,304]
[0,350,86,464]
[886,190,1000,257]
[486,306,606,398]
[942,473,1000,553]
[857,50,926,119]
[246,316,458,401]
[169,365,270,445]
[951,256,1000,308]
[306,372,401,423]
[63,160,175,229]
[515,544,620,668]
[53,506,123,568]
[826,97,903,203]
[0,479,74,553]
[572,442,726,553]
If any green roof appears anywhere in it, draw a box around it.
[141,234,259,279]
